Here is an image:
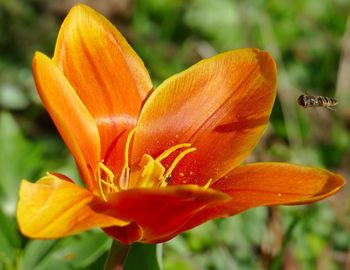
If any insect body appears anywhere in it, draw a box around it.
[297,94,338,110]
[165,174,172,182]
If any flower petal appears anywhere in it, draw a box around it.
[132,48,276,185]
[103,222,143,244]
[92,185,229,243]
[32,52,100,190]
[173,163,345,236]
[53,4,152,174]
[17,174,129,239]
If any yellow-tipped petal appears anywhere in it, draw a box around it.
[17,174,129,239]
[53,4,152,174]
[33,52,100,189]
[173,163,345,237]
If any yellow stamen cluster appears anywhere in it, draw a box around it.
[96,127,197,201]
[97,161,118,201]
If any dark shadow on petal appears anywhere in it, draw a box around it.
[104,129,127,163]
[214,116,269,133]
[103,222,143,244]
[314,174,346,196]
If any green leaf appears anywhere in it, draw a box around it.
[269,216,300,270]
[21,231,110,270]
[55,231,111,268]
[21,239,59,270]
[124,243,163,270]
[0,111,44,216]
[0,209,20,262]
[0,82,30,110]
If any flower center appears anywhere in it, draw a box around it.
[96,127,196,201]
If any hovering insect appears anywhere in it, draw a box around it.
[297,94,338,110]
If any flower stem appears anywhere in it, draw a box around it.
[104,240,130,270]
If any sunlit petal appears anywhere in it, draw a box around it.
[174,163,345,235]
[132,48,276,186]
[32,52,100,189]
[53,4,152,174]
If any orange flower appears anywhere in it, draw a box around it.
[17,4,345,244]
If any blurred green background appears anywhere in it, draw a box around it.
[1,0,350,269]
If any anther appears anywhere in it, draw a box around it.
[119,126,137,189]
[99,162,115,185]
[203,178,213,189]
[97,161,118,201]
[156,143,192,162]
[97,163,107,201]
[100,179,119,191]
[161,146,196,185]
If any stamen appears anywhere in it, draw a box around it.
[97,161,117,201]
[100,179,119,191]
[203,178,213,189]
[161,147,196,186]
[119,126,137,189]
[119,167,130,190]
[156,143,192,162]
[97,163,107,201]
[99,162,115,186]
[96,127,138,199]
[124,127,137,170]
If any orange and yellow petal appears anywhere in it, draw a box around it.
[132,48,276,186]
[32,53,100,189]
[174,163,345,235]
[53,4,152,174]
[17,174,129,239]
[92,185,229,243]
